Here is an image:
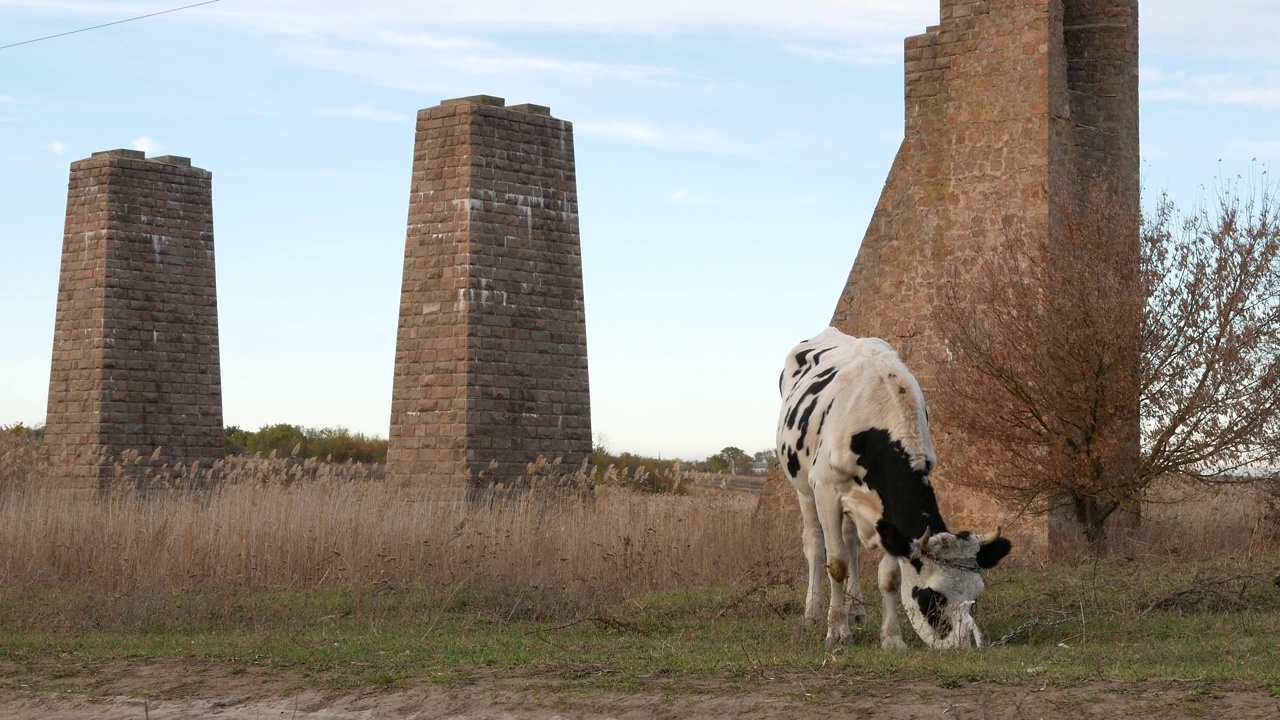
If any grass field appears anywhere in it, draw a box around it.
[3,551,1278,693]
[2,432,1279,713]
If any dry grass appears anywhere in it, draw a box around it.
[2,431,1276,633]
[1110,478,1280,558]
[0,433,797,621]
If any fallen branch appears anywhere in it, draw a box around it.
[1140,571,1276,617]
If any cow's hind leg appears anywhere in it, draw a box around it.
[795,490,825,629]
[877,554,907,649]
[841,515,868,624]
[815,481,853,647]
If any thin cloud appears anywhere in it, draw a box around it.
[318,104,407,123]
[130,136,160,155]
[276,33,685,94]
[580,120,760,157]
[664,188,719,206]
[782,41,904,66]
[1144,66,1280,108]
[1142,1,1280,63]
[192,0,936,38]
[44,140,65,155]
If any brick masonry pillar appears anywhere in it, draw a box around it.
[44,149,224,488]
[387,95,593,491]
[829,0,1140,556]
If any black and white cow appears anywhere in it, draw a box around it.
[776,327,1012,649]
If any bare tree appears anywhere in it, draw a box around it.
[937,175,1280,550]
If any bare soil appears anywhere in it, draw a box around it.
[1,658,1277,719]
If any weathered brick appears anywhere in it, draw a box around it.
[387,97,592,491]
[44,150,224,487]
[830,0,1140,555]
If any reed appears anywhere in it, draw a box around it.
[1,430,1274,632]
[0,434,794,620]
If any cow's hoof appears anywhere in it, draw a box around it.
[852,610,870,624]
[824,630,853,648]
[881,636,907,650]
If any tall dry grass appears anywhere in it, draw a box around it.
[1131,478,1280,556]
[3,430,1276,631]
[0,433,796,624]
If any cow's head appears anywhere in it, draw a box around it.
[877,519,1012,648]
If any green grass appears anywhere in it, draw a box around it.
[2,553,1278,695]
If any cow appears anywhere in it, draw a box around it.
[776,327,1012,649]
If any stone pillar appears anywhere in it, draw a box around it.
[388,95,593,491]
[831,0,1140,555]
[44,149,224,488]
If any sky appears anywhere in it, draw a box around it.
[2,1,1279,461]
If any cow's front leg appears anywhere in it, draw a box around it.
[841,514,868,624]
[795,491,826,629]
[815,484,852,647]
[877,553,907,649]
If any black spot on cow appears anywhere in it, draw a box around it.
[786,449,801,478]
[912,586,952,636]
[784,367,838,430]
[851,428,946,541]
[876,518,913,558]
[792,348,814,376]
[955,531,972,540]
[976,536,1014,569]
[795,397,823,451]
[909,558,923,573]
[815,400,834,437]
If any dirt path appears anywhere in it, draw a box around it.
[1,659,1277,719]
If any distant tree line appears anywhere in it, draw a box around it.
[3,423,43,441]
[588,437,776,494]
[225,424,388,464]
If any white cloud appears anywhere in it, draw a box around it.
[317,104,407,123]
[44,140,65,155]
[1144,65,1280,108]
[579,120,760,156]
[275,32,685,95]
[664,188,718,206]
[196,0,936,38]
[130,136,160,155]
[583,121,665,145]
[1142,1,1280,63]
[782,41,903,66]
[1,1,936,93]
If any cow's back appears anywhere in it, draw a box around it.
[777,328,935,486]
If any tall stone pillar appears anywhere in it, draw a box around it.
[388,95,593,491]
[45,149,224,487]
[831,0,1140,552]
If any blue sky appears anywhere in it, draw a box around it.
[2,1,1278,460]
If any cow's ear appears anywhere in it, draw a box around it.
[877,518,913,558]
[976,536,1013,569]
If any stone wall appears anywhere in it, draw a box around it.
[387,95,593,491]
[44,149,224,487]
[831,0,1140,555]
